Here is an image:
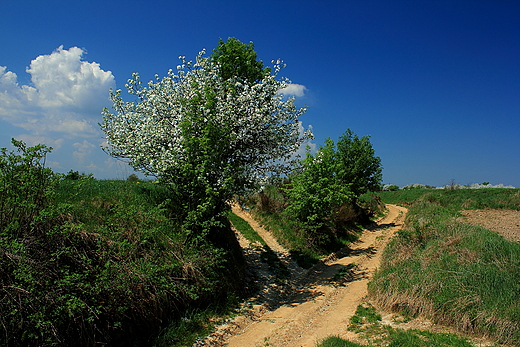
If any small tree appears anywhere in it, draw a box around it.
[336,129,382,196]
[0,139,56,237]
[284,129,382,247]
[127,173,139,182]
[101,39,310,232]
[284,139,354,245]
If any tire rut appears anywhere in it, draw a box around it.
[197,204,407,347]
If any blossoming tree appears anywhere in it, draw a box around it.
[101,39,310,231]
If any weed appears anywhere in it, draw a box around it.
[2,153,245,347]
[318,304,474,347]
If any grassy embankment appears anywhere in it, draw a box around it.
[370,188,520,344]
[2,178,245,347]
[319,188,520,347]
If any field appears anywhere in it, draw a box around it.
[369,188,520,345]
[3,160,520,347]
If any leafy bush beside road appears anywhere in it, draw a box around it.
[0,140,244,346]
[244,129,384,267]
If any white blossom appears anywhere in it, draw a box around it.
[101,50,311,195]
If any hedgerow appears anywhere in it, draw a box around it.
[1,140,244,346]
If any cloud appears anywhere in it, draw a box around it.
[15,134,64,149]
[280,83,308,97]
[73,140,97,163]
[0,46,120,178]
[0,46,115,138]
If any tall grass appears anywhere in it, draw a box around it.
[2,178,244,346]
[370,189,520,344]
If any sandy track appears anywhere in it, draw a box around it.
[223,204,407,347]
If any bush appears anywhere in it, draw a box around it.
[1,140,245,346]
[0,139,57,237]
[127,173,139,181]
[283,129,383,250]
[63,169,93,180]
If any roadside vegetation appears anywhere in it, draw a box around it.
[369,188,520,345]
[1,37,383,346]
[318,303,476,347]
[244,187,383,268]
[1,37,387,346]
[0,139,245,346]
[243,130,384,268]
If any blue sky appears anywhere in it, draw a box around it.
[1,0,519,187]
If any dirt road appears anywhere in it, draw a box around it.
[222,204,407,347]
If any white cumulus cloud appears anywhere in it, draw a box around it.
[73,140,97,163]
[0,46,115,138]
[280,83,308,97]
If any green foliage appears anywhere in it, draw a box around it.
[0,138,57,238]
[319,336,367,347]
[385,329,475,347]
[210,37,270,84]
[126,173,139,181]
[285,139,355,246]
[370,190,520,344]
[101,38,309,241]
[319,328,474,347]
[319,303,474,347]
[349,303,382,328]
[336,129,382,196]
[228,211,290,281]
[283,129,382,250]
[63,169,93,180]
[244,183,383,268]
[1,142,244,347]
[228,211,266,246]
[385,184,399,191]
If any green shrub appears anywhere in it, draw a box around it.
[126,173,139,181]
[63,169,94,180]
[0,139,57,238]
[1,141,245,346]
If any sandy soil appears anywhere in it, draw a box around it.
[460,209,520,243]
[200,204,408,347]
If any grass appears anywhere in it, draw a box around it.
[368,188,520,344]
[9,179,245,346]
[228,211,291,282]
[252,207,322,268]
[228,211,266,246]
[318,303,476,347]
[378,187,520,210]
[152,294,241,347]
